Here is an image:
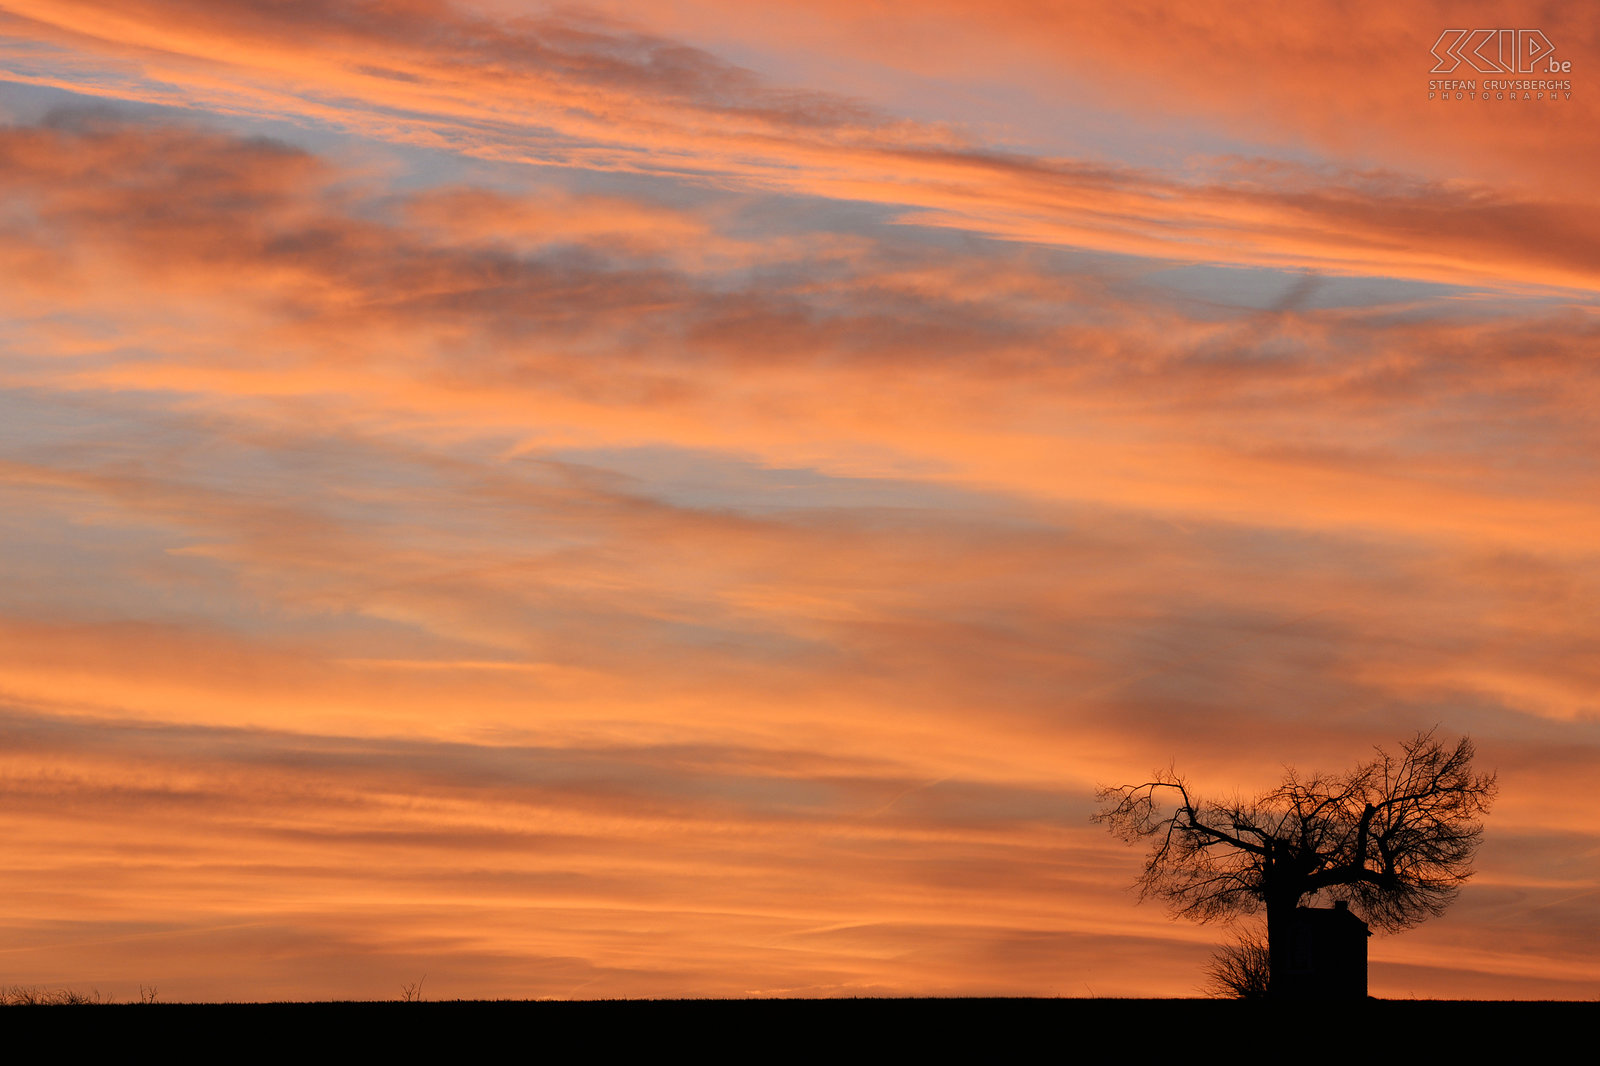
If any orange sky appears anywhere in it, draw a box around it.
[1,1,1598,1001]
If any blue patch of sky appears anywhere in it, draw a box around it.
[1130,262,1571,317]
[542,444,1029,520]
[0,78,477,187]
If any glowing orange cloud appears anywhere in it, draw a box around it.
[582,0,1600,195]
[4,1,1600,293]
[2,4,1599,1003]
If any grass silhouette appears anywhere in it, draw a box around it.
[2,985,107,1005]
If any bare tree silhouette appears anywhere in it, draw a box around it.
[1095,729,1496,996]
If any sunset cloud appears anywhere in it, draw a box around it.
[1,3,1598,1002]
[5,2,1600,292]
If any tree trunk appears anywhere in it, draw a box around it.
[1265,891,1298,999]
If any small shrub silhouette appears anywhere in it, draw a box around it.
[2,985,106,1006]
[1202,928,1271,999]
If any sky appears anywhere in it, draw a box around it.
[1,0,1598,1001]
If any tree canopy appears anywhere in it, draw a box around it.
[1094,729,1497,934]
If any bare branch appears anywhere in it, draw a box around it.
[1093,730,1496,937]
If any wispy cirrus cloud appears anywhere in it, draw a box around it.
[3,1,1600,1002]
[5,1,1600,293]
[580,0,1600,192]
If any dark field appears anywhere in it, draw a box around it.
[7,998,1593,1054]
